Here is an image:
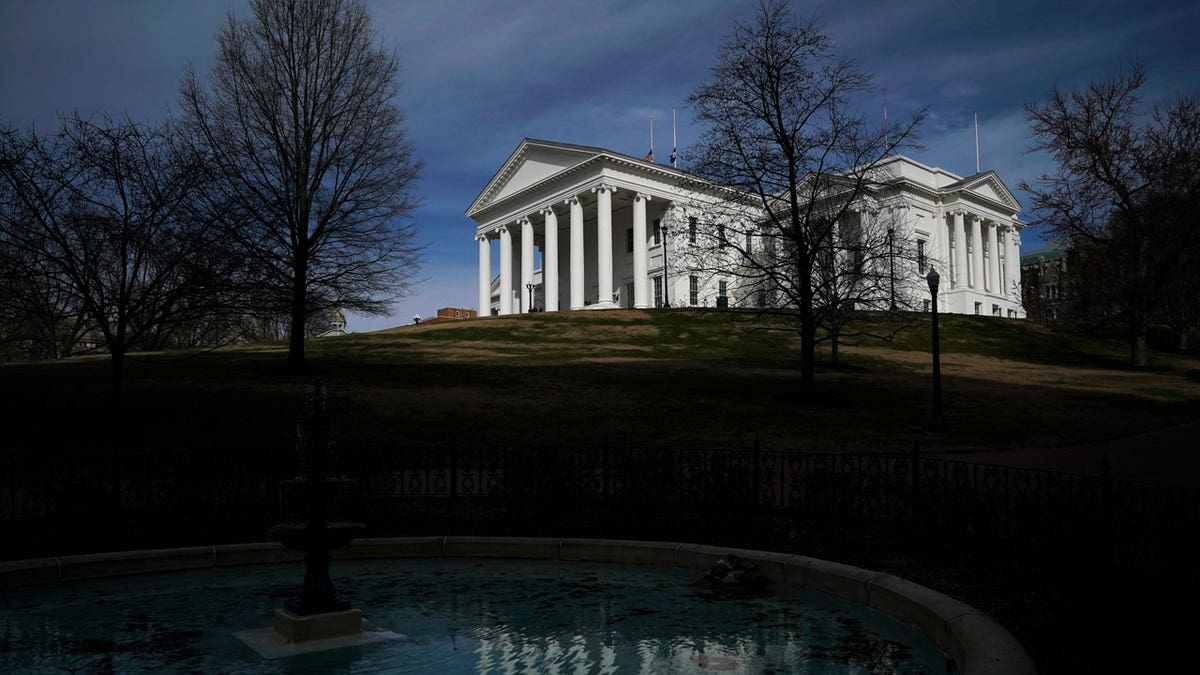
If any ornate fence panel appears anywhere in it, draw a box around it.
[2,442,1198,578]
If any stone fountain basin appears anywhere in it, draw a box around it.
[0,537,1037,674]
[269,522,366,553]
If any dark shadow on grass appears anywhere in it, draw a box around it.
[772,390,851,407]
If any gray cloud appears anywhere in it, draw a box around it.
[1,0,1196,329]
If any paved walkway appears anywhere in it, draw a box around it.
[931,419,1200,487]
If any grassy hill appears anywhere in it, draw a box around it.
[4,309,1198,460]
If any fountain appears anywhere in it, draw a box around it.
[235,380,398,657]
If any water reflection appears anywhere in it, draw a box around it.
[0,559,942,674]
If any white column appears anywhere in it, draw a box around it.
[970,215,984,290]
[520,217,534,313]
[830,216,842,275]
[934,209,947,275]
[1008,227,1022,299]
[541,208,559,312]
[632,193,651,309]
[477,234,490,317]
[987,220,1000,294]
[499,225,513,315]
[567,196,584,310]
[592,184,616,307]
[952,211,967,290]
[662,202,675,307]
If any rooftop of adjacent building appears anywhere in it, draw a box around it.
[1020,239,1069,266]
[420,307,479,324]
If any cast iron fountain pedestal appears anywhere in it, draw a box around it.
[269,380,367,643]
[234,381,398,657]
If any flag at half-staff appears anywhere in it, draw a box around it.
[670,107,678,168]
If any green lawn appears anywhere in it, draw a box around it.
[4,309,1198,461]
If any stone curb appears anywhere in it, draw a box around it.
[0,537,1035,674]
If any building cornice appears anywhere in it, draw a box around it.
[470,154,750,233]
[467,139,753,221]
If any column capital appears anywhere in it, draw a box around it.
[516,216,531,226]
[540,206,556,218]
[591,183,617,195]
[634,192,652,203]
[475,234,488,243]
[497,224,508,235]
[564,195,581,207]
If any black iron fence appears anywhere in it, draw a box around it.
[3,442,1198,580]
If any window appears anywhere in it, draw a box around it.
[717,280,729,308]
[653,219,661,245]
[993,304,1001,317]
[923,299,930,312]
[974,302,982,315]
[1008,309,1016,318]
[917,239,927,272]
[653,275,663,308]
[454,310,460,317]
[689,217,697,244]
[689,275,699,305]
[757,290,767,308]
[626,228,634,253]
[746,230,753,253]
[718,223,727,247]
[852,245,864,274]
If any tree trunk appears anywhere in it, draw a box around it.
[1130,316,1148,367]
[799,284,815,393]
[800,322,816,393]
[288,256,308,372]
[110,348,125,400]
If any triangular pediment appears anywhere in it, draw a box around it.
[954,172,1021,211]
[467,139,602,216]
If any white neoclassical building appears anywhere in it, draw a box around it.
[467,138,1025,318]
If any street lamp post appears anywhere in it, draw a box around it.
[926,267,944,430]
[525,282,534,313]
[888,226,896,312]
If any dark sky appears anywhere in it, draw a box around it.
[2,0,1197,329]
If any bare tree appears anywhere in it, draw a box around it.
[0,242,95,361]
[179,0,422,371]
[0,116,228,393]
[1022,65,1200,366]
[686,0,923,391]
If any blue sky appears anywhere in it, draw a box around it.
[2,0,1197,331]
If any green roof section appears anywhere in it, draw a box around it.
[1020,239,1068,265]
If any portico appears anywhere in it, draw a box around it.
[932,170,1025,316]
[468,139,710,315]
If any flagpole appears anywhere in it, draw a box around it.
[883,88,888,154]
[650,116,654,154]
[974,113,980,173]
[672,107,677,169]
